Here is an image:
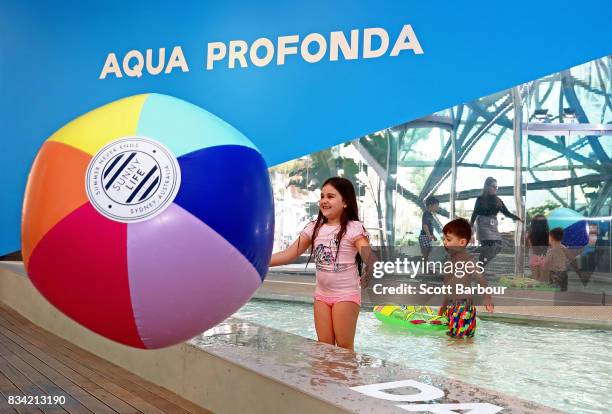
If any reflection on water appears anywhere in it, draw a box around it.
[233,299,612,414]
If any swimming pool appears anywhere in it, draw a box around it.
[233,299,611,414]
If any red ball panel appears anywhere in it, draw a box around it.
[28,203,145,348]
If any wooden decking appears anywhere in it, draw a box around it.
[0,303,212,414]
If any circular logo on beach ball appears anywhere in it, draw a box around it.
[85,137,181,223]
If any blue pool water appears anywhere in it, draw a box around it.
[233,299,612,414]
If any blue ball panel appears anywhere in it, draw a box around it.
[174,145,274,280]
[562,220,589,248]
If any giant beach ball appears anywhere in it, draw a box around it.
[547,207,588,248]
[22,94,274,349]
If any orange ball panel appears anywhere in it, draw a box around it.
[22,141,91,269]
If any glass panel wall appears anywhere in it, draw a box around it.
[270,55,612,281]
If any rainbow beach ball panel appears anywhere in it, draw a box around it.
[21,94,274,349]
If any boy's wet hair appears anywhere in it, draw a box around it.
[549,227,564,242]
[443,218,472,243]
[425,196,439,207]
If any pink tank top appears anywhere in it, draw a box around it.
[301,220,369,297]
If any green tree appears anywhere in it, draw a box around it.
[527,201,561,219]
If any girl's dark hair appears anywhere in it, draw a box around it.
[304,177,364,274]
[528,214,549,250]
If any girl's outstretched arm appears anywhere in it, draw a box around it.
[269,233,311,267]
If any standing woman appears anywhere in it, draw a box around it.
[470,177,522,266]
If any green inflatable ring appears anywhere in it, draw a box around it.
[373,305,450,335]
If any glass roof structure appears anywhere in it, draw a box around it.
[270,55,611,277]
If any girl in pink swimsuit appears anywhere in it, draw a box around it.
[270,177,372,350]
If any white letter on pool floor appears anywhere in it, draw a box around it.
[350,380,444,402]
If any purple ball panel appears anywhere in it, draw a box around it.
[127,203,262,349]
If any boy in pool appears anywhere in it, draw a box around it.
[438,218,494,338]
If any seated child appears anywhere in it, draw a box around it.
[438,218,494,338]
[543,227,570,291]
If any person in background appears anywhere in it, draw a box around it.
[470,177,522,267]
[543,227,571,291]
[527,214,550,282]
[419,196,439,262]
